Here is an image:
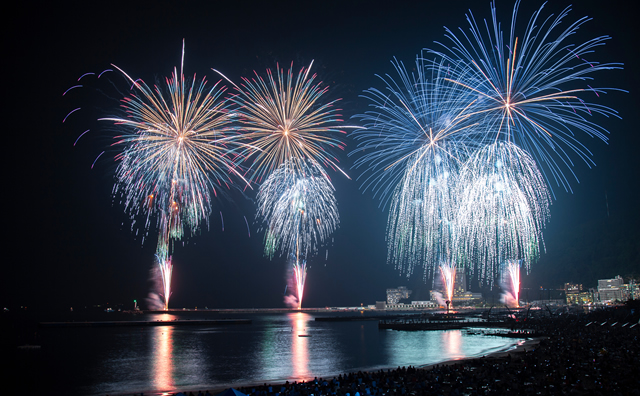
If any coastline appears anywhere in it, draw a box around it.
[417,335,542,369]
[116,336,542,396]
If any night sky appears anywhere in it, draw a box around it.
[5,0,639,311]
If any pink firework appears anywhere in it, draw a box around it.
[505,260,521,308]
[158,256,173,311]
[439,262,456,310]
[293,260,308,310]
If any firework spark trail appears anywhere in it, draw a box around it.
[456,142,550,287]
[293,259,308,310]
[258,160,339,262]
[63,85,82,96]
[502,260,521,308]
[439,262,456,310]
[387,145,459,281]
[428,0,623,195]
[63,108,81,123]
[156,255,173,309]
[98,69,113,78]
[244,215,251,237]
[73,129,90,146]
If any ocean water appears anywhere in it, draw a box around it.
[32,312,519,395]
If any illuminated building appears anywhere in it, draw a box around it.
[628,279,640,300]
[564,283,592,305]
[452,268,482,304]
[386,286,412,304]
[597,275,625,302]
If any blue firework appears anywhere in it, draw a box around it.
[427,0,623,194]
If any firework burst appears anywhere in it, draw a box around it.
[225,62,349,308]
[351,57,477,207]
[387,145,460,281]
[258,159,339,262]
[224,61,353,183]
[96,45,246,310]
[353,1,620,288]
[456,141,550,287]
[257,159,339,308]
[352,58,479,280]
[428,0,623,193]
[106,65,245,238]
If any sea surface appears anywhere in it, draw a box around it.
[26,311,520,395]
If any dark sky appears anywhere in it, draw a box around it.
[5,0,639,310]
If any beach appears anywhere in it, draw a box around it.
[146,337,542,396]
[158,304,639,396]
[9,304,638,395]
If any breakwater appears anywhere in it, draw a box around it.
[39,318,251,328]
[378,318,509,331]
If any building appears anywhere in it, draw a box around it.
[453,266,467,296]
[564,283,583,295]
[564,283,592,305]
[566,291,594,305]
[627,279,640,300]
[598,275,625,302]
[386,286,411,305]
[452,268,482,304]
[452,291,483,304]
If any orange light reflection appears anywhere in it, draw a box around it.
[152,314,175,392]
[443,330,462,359]
[290,312,310,380]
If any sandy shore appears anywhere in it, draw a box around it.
[118,336,543,396]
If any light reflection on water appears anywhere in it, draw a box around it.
[253,312,341,383]
[443,329,462,358]
[40,314,520,396]
[291,312,310,379]
[151,314,177,392]
[152,324,174,391]
[384,328,510,368]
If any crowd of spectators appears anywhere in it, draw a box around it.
[174,303,639,396]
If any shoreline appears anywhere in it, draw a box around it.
[416,335,542,369]
[112,335,541,396]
